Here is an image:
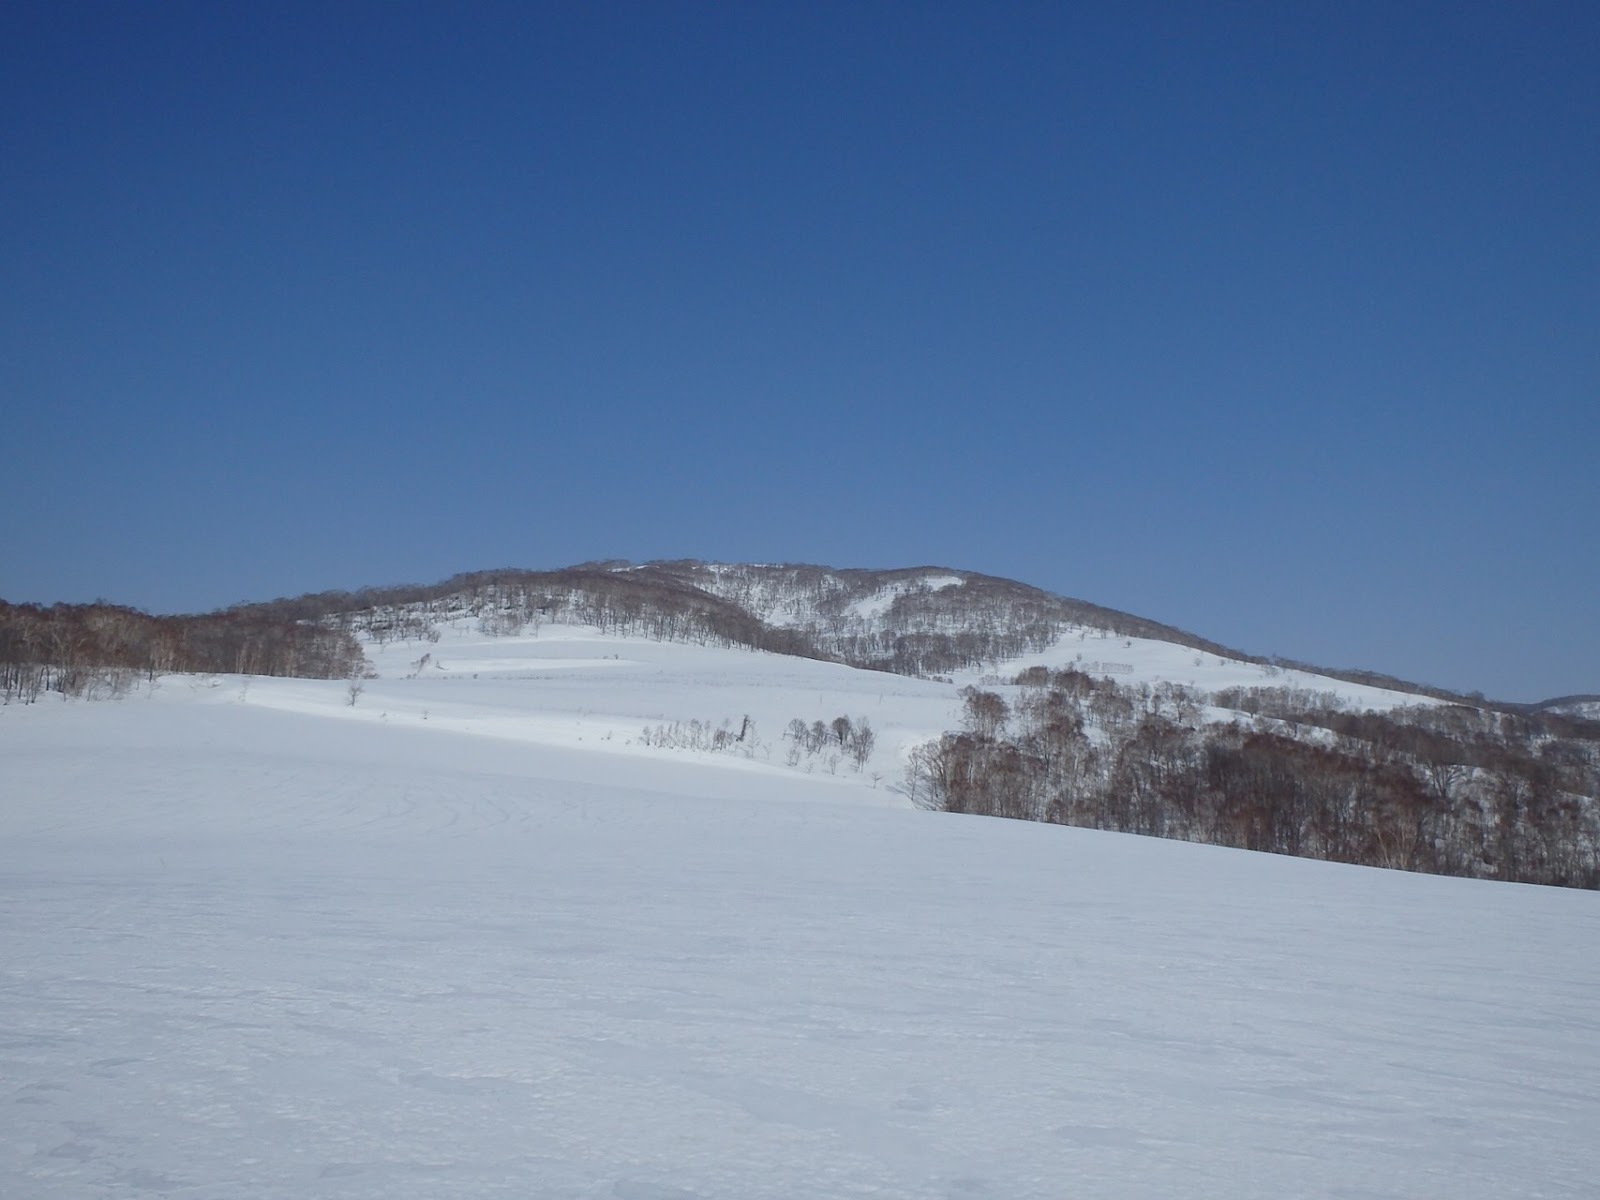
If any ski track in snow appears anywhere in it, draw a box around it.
[2,624,1597,1198]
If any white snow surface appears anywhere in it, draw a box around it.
[3,624,1597,1198]
[991,627,1443,712]
[1547,698,1600,721]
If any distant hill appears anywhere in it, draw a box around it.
[1525,695,1600,721]
[216,558,1503,706]
[3,559,1596,887]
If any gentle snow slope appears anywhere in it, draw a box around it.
[990,626,1441,711]
[2,629,1596,1199]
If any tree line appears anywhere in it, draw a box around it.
[0,600,366,703]
[906,669,1600,889]
[235,566,824,659]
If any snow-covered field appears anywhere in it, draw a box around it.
[989,627,1441,712]
[3,625,1597,1198]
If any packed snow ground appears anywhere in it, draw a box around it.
[3,625,1597,1198]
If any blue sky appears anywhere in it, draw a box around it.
[4,2,1595,702]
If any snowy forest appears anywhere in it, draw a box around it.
[909,670,1600,889]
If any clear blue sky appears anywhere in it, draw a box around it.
[4,1,1595,702]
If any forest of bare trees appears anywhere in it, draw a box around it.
[0,600,365,702]
[231,566,823,659]
[650,562,1231,678]
[646,562,1496,702]
[906,669,1600,889]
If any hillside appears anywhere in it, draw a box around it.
[323,560,1497,702]
[0,559,1515,705]
[2,625,1597,1198]
[5,561,1598,887]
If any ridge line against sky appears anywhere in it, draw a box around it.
[3,2,1595,702]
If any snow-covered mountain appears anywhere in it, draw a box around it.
[310,559,1468,708]
[0,557,1525,709]
[1534,695,1600,722]
[6,561,1597,889]
[2,617,1597,1198]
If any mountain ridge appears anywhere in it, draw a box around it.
[1,559,1577,709]
[232,558,1535,709]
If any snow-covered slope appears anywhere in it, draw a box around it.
[631,562,1454,707]
[986,626,1440,712]
[1541,697,1600,722]
[265,620,953,798]
[2,625,1597,1198]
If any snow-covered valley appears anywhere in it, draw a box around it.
[3,622,1597,1197]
